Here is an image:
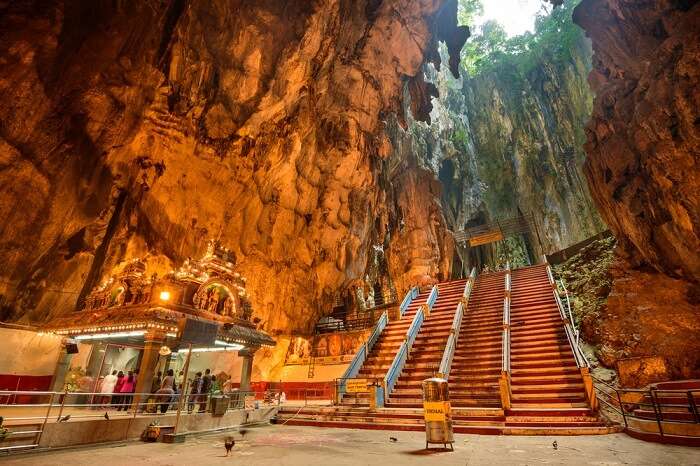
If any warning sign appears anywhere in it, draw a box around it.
[345,379,369,393]
[423,401,451,422]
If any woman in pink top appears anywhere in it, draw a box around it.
[117,371,135,411]
[112,371,125,410]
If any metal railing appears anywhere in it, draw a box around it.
[426,285,439,310]
[501,263,511,374]
[439,268,477,379]
[543,256,589,368]
[384,307,425,397]
[336,311,389,401]
[0,387,280,453]
[399,286,420,316]
[438,301,463,379]
[462,268,477,299]
[591,376,700,439]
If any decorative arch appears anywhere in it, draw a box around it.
[192,278,240,317]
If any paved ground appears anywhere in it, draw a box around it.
[3,425,698,466]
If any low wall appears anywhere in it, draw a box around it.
[38,407,277,448]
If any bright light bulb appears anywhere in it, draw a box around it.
[159,290,171,301]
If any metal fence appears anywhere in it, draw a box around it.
[592,376,700,439]
[0,387,281,454]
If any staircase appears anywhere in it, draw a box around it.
[506,264,606,432]
[386,280,467,408]
[278,264,618,435]
[340,289,430,407]
[449,271,505,409]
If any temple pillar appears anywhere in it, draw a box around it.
[50,344,74,392]
[238,347,257,392]
[132,330,165,408]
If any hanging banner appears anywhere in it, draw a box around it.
[469,231,504,247]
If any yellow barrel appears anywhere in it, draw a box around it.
[422,377,454,449]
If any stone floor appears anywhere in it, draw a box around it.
[3,425,699,466]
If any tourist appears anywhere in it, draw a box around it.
[187,372,203,413]
[200,369,212,412]
[151,371,162,394]
[156,369,176,414]
[112,371,125,409]
[210,374,221,394]
[176,370,185,393]
[77,371,95,405]
[118,370,136,411]
[100,370,118,406]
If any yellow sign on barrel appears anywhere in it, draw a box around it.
[346,378,369,393]
[423,401,451,422]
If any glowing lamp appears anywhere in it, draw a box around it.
[159,290,171,301]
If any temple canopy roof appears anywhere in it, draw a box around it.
[44,240,275,348]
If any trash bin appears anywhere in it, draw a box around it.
[210,396,229,416]
[422,377,454,451]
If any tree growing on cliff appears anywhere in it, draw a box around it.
[460,0,584,77]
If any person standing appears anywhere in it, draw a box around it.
[77,371,95,405]
[112,371,125,409]
[150,371,162,394]
[156,369,176,414]
[199,369,212,413]
[187,372,202,413]
[118,371,136,411]
[100,370,118,406]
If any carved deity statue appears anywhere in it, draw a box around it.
[207,289,220,313]
[197,289,209,311]
[222,296,234,316]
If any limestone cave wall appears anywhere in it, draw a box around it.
[386,33,605,273]
[0,0,465,334]
[570,0,700,382]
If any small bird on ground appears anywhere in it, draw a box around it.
[552,440,558,450]
[104,412,110,420]
[239,428,248,437]
[389,437,398,443]
[59,414,71,422]
[224,436,235,456]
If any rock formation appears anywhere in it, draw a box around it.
[0,0,466,334]
[386,30,605,272]
[571,0,700,383]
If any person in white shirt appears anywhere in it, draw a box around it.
[100,370,118,406]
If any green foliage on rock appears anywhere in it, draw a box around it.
[460,0,584,77]
[554,236,616,339]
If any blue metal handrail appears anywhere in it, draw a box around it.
[462,267,477,299]
[399,286,419,316]
[439,268,477,379]
[384,307,425,395]
[426,285,438,310]
[438,301,463,378]
[337,311,389,400]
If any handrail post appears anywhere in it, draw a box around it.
[500,264,512,410]
[55,390,68,422]
[616,389,628,429]
[36,392,55,447]
[688,390,700,423]
[650,389,664,436]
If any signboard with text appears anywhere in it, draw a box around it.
[345,379,369,393]
[423,401,451,422]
